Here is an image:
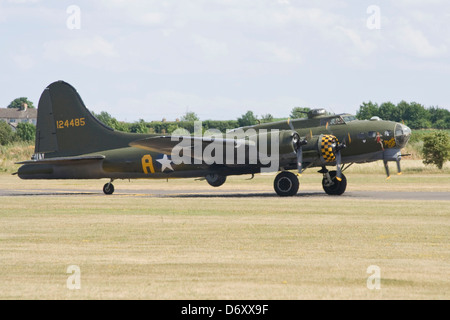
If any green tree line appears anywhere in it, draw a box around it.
[2,97,450,144]
[93,110,287,135]
[93,111,242,134]
[356,101,450,129]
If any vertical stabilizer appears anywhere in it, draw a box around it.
[34,81,141,158]
[35,88,57,154]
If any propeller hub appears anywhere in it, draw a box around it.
[292,132,300,149]
[292,132,307,151]
[334,142,346,152]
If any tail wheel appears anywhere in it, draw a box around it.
[103,183,114,195]
[322,170,347,195]
[274,171,299,197]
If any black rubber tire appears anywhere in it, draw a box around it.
[206,174,227,187]
[103,183,115,195]
[322,170,347,195]
[274,171,299,197]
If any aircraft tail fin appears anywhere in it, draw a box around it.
[35,81,138,158]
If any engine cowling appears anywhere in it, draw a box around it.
[297,134,340,163]
[319,134,340,163]
[279,130,301,154]
[252,130,300,155]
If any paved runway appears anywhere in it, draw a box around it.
[0,188,448,200]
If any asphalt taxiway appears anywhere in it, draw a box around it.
[0,188,448,200]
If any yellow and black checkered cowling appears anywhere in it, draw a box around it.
[320,134,338,163]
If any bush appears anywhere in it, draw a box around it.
[0,120,15,145]
[15,122,36,142]
[422,131,450,169]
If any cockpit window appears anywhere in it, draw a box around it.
[342,115,357,122]
[320,115,355,126]
[329,117,345,125]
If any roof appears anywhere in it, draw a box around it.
[0,107,37,119]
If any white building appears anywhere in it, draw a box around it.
[0,105,37,130]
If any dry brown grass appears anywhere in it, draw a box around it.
[0,170,449,300]
[0,142,34,173]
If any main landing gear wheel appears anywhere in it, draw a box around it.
[205,174,227,187]
[103,182,115,195]
[274,171,299,197]
[322,170,347,195]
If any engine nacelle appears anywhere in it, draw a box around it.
[250,130,300,156]
[278,130,301,155]
[300,134,341,164]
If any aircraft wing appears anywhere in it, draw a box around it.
[16,155,105,165]
[129,136,254,154]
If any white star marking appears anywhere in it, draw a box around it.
[156,154,174,172]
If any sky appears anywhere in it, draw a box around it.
[1,0,449,122]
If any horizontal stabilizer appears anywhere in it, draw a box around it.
[16,155,105,165]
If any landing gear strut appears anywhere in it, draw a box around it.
[321,169,347,195]
[103,179,115,195]
[274,171,299,196]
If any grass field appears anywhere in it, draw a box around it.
[0,162,449,300]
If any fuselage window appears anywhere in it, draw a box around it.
[384,130,393,137]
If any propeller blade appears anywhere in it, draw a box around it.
[287,118,295,131]
[297,147,303,174]
[333,138,346,182]
[294,135,307,175]
[384,160,390,179]
[335,149,342,181]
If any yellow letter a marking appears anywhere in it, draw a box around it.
[142,155,155,174]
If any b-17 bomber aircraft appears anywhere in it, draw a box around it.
[16,81,412,196]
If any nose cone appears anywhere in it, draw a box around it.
[394,123,411,148]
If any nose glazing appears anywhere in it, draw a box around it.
[394,123,411,148]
